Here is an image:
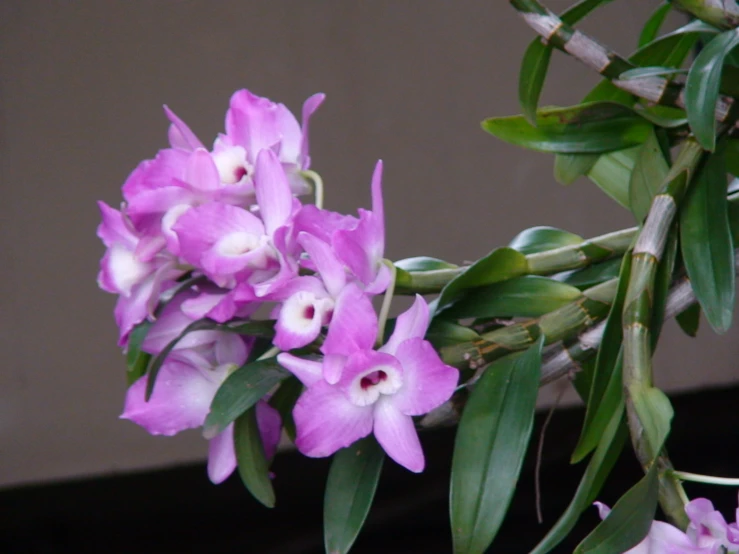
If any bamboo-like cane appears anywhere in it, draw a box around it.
[508,0,736,124]
[671,0,739,30]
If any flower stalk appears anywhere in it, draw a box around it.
[670,0,739,30]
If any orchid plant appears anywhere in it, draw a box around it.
[97,0,739,552]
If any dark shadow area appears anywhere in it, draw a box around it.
[2,384,737,553]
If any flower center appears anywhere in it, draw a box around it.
[217,231,260,256]
[349,362,402,407]
[360,370,387,390]
[212,146,252,184]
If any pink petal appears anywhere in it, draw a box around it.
[122,149,189,202]
[274,103,302,164]
[173,202,265,267]
[293,380,374,458]
[273,289,330,350]
[321,284,377,358]
[256,401,282,461]
[164,105,205,151]
[299,232,346,299]
[255,149,294,236]
[381,295,430,356]
[322,354,347,386]
[276,353,323,387]
[226,89,280,162]
[373,399,424,473]
[121,359,225,435]
[299,93,325,169]
[390,338,458,416]
[214,333,249,366]
[97,202,137,249]
[208,423,237,484]
[185,148,221,192]
[293,204,358,244]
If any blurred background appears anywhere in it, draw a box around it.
[2,1,738,551]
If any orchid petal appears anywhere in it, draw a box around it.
[255,149,294,236]
[373,398,424,473]
[256,401,282,461]
[321,284,377,357]
[121,359,225,435]
[274,103,302,163]
[277,353,324,387]
[293,381,373,458]
[207,424,236,484]
[390,338,458,416]
[185,148,221,192]
[214,334,249,367]
[381,295,430,356]
[96,202,136,249]
[298,232,346,298]
[299,93,325,168]
[226,89,280,161]
[164,105,205,151]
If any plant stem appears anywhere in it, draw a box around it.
[509,0,735,124]
[441,278,618,370]
[671,470,739,486]
[621,138,704,528]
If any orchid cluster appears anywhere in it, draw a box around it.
[97,0,739,552]
[97,89,458,485]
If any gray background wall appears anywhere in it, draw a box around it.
[1,0,736,488]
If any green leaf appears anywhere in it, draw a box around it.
[482,102,653,154]
[633,20,718,68]
[560,0,615,25]
[436,247,528,312]
[221,319,276,337]
[574,463,660,554]
[268,376,303,442]
[126,320,152,387]
[629,129,670,222]
[324,436,385,554]
[508,226,583,254]
[557,257,623,289]
[572,254,631,462]
[531,405,627,554]
[554,154,600,185]
[438,276,582,320]
[234,406,275,508]
[618,66,687,80]
[638,3,672,48]
[680,147,735,333]
[518,0,613,125]
[394,256,457,272]
[587,146,641,209]
[676,302,701,337]
[203,357,291,438]
[450,338,543,554]
[685,29,739,151]
[425,320,482,350]
[145,319,217,400]
[727,140,739,178]
[631,387,674,460]
[519,39,552,125]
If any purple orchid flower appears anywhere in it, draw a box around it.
[173,149,300,292]
[121,306,281,485]
[96,201,184,345]
[277,287,458,473]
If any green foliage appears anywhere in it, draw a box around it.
[234,406,276,508]
[125,321,152,386]
[324,437,385,554]
[437,276,582,320]
[435,247,528,311]
[482,102,653,154]
[685,30,739,150]
[450,338,543,554]
[203,357,291,439]
[531,405,627,554]
[680,146,735,333]
[508,226,583,254]
[571,253,632,463]
[574,463,660,554]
